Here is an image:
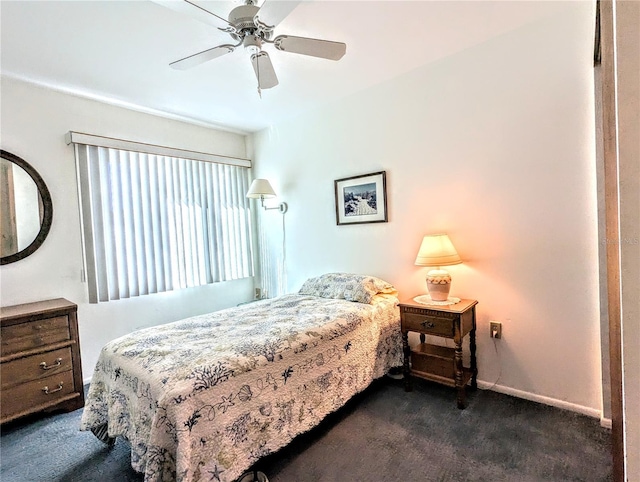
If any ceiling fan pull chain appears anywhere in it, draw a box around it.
[257,53,262,99]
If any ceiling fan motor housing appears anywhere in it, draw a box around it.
[228,5,261,37]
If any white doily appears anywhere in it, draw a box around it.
[413,295,461,306]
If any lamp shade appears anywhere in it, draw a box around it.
[246,179,276,199]
[414,234,462,267]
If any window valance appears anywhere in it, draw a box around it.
[65,131,251,168]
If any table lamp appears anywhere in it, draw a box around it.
[414,233,462,301]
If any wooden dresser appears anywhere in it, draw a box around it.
[1,298,84,424]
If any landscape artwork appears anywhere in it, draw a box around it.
[335,171,387,225]
[343,182,377,216]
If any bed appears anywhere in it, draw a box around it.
[80,273,403,482]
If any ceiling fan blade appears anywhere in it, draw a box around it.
[274,35,346,61]
[254,0,302,31]
[151,0,234,32]
[251,51,279,89]
[170,44,235,70]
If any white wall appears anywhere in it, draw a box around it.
[0,77,255,378]
[252,4,603,413]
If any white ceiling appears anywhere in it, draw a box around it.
[1,1,566,133]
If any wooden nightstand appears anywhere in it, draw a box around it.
[399,297,478,409]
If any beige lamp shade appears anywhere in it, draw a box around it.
[414,233,462,267]
[246,178,288,213]
[246,179,277,199]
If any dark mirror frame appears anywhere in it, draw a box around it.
[0,150,53,265]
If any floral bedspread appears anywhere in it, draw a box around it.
[80,294,402,482]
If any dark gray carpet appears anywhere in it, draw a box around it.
[0,378,611,481]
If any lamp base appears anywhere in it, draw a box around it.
[426,269,451,302]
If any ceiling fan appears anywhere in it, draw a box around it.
[154,0,347,92]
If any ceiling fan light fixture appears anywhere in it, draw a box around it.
[243,34,263,56]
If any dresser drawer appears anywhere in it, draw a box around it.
[0,370,76,421]
[401,311,454,337]
[1,346,73,390]
[0,316,71,356]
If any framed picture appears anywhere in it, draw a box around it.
[334,171,387,225]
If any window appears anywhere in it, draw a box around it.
[70,133,254,302]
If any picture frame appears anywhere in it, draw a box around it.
[334,171,387,225]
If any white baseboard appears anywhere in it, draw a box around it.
[83,376,93,386]
[476,380,601,419]
[600,417,612,429]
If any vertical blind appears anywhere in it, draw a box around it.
[75,144,254,303]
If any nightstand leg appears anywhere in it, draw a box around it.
[470,306,478,390]
[455,339,466,409]
[402,331,412,392]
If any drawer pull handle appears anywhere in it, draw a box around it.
[40,358,63,370]
[421,321,436,329]
[42,382,64,395]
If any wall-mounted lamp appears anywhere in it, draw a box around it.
[414,233,462,302]
[246,179,288,213]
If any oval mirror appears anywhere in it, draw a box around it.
[0,150,53,265]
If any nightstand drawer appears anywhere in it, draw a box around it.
[401,312,453,337]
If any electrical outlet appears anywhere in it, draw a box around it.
[490,321,502,339]
[255,288,262,299]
